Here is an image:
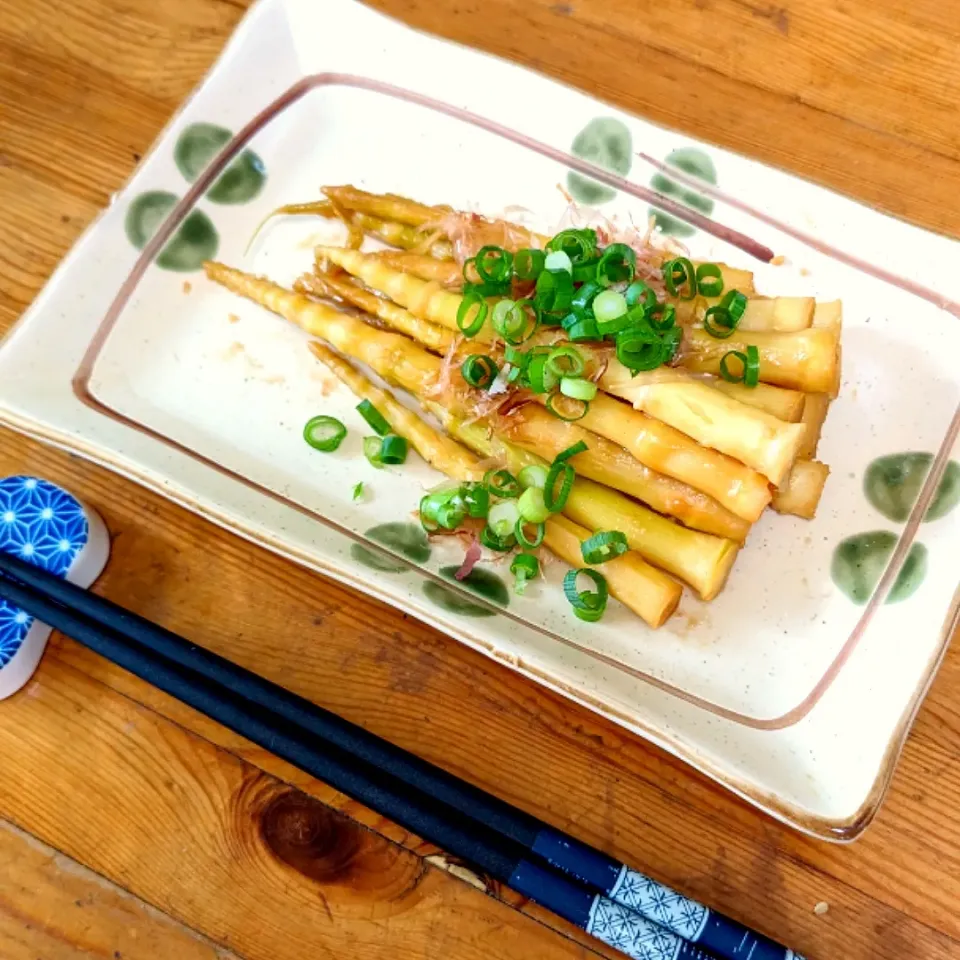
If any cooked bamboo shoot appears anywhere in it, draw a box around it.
[205,261,738,598]
[297,271,456,354]
[682,326,840,394]
[797,394,831,460]
[712,379,806,422]
[367,252,463,286]
[436,406,738,601]
[495,404,751,541]
[598,363,805,485]
[310,342,681,627]
[771,460,830,519]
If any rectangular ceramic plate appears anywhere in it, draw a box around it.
[2,0,959,840]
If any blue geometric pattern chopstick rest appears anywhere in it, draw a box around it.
[0,476,109,698]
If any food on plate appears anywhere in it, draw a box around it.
[205,186,841,627]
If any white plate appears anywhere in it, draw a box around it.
[2,0,959,839]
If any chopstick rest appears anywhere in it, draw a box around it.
[0,476,109,699]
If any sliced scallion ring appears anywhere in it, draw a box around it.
[475,245,513,283]
[379,434,408,465]
[663,256,696,300]
[515,518,545,548]
[544,460,576,512]
[545,345,585,378]
[560,377,598,401]
[514,248,545,280]
[596,243,636,287]
[356,400,390,437]
[510,552,540,595]
[562,568,609,622]
[518,464,549,489]
[546,392,589,422]
[483,468,522,499]
[695,262,724,297]
[363,435,386,469]
[461,354,499,389]
[303,415,347,453]
[488,499,521,538]
[518,485,550,523]
[457,290,488,337]
[580,530,628,564]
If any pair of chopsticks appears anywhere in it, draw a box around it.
[0,549,800,960]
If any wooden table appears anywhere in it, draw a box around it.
[2,1,959,957]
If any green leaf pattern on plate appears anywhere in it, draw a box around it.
[831,532,928,605]
[864,452,960,523]
[124,190,219,273]
[174,122,266,204]
[350,522,431,573]
[126,121,266,271]
[649,147,716,238]
[566,118,633,205]
[422,566,509,618]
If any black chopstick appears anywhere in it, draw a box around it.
[0,550,800,960]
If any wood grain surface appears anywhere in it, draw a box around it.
[1,1,959,959]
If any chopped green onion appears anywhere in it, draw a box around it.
[363,435,386,469]
[484,468,522,499]
[526,351,559,394]
[580,530,629,564]
[514,248,545,280]
[462,257,477,283]
[592,289,628,327]
[462,483,490,518]
[544,250,573,273]
[518,464,549,489]
[510,552,540,595]
[616,328,665,373]
[545,345,585,378]
[566,317,601,342]
[625,280,658,309]
[702,304,736,339]
[303,415,347,453]
[457,290,488,337]
[561,377,598,401]
[355,400,390,437]
[572,280,603,313]
[488,499,521,538]
[563,568,609,622]
[555,440,588,463]
[535,268,575,314]
[695,263,724,297]
[461,354,499,389]
[544,460,576,512]
[647,302,676,332]
[663,257,696,300]
[515,518,545,548]
[379,434,408,465]
[518,485,550,523]
[546,228,597,261]
[719,345,760,387]
[475,245,513,283]
[420,489,467,531]
[596,243,636,287]
[492,298,539,345]
[505,345,529,368]
[546,392,589,422]
[571,258,601,283]
[352,481,364,501]
[480,525,516,551]
[720,289,748,325]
